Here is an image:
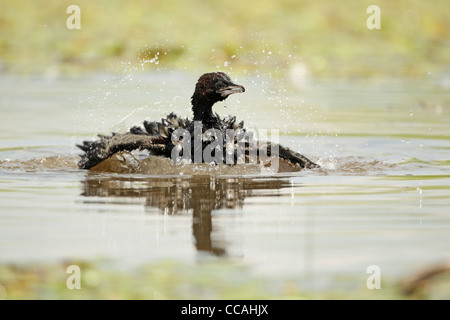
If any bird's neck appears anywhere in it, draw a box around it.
[193,108,216,123]
[192,96,217,123]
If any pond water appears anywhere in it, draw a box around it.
[0,72,449,296]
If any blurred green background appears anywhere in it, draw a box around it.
[1,0,448,78]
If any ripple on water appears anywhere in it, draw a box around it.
[0,152,401,176]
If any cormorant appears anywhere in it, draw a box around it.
[77,72,319,171]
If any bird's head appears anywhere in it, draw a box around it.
[191,72,245,120]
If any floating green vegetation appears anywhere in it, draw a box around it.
[1,259,449,300]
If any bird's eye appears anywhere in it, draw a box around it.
[216,81,225,89]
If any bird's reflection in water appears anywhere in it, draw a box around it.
[81,173,297,256]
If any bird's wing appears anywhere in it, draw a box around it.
[77,133,168,169]
[78,113,191,170]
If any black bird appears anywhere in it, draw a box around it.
[77,72,319,171]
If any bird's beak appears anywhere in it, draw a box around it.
[219,84,245,97]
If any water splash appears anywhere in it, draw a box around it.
[0,156,79,172]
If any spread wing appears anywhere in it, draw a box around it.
[77,113,190,169]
